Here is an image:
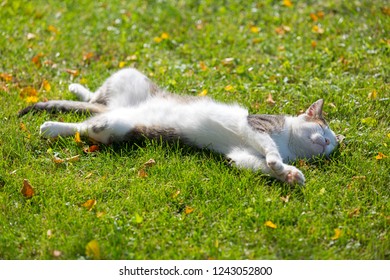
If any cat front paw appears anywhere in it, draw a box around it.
[40,121,62,138]
[283,165,305,185]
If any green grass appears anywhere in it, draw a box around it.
[0,0,389,259]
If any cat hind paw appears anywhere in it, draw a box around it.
[285,167,305,185]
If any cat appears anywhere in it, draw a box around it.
[19,68,338,185]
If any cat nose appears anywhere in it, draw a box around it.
[325,138,330,145]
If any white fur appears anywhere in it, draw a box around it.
[39,68,338,185]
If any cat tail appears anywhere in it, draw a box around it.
[18,100,108,117]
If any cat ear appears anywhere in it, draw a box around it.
[305,99,324,118]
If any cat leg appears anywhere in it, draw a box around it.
[245,131,305,185]
[69,83,93,102]
[40,121,82,138]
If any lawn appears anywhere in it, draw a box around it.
[0,0,389,259]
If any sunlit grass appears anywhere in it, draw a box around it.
[0,0,389,259]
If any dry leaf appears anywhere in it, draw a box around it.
[264,220,277,229]
[53,156,65,164]
[96,211,105,218]
[172,190,181,199]
[74,131,82,143]
[119,61,126,68]
[65,69,79,77]
[138,168,148,178]
[83,52,94,61]
[331,228,342,240]
[83,145,99,153]
[0,73,12,82]
[375,152,388,160]
[21,179,35,199]
[85,240,100,260]
[224,85,234,91]
[47,25,59,34]
[81,199,96,211]
[27,33,36,40]
[266,93,276,106]
[283,0,293,7]
[312,25,324,34]
[66,155,80,162]
[280,195,290,203]
[42,80,51,92]
[199,61,208,71]
[32,53,44,67]
[185,206,194,215]
[52,250,62,258]
[368,90,378,100]
[348,208,360,218]
[221,57,235,66]
[198,89,208,96]
[311,40,317,48]
[143,158,156,168]
[250,26,260,33]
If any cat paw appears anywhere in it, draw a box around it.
[40,122,62,138]
[68,83,83,94]
[284,166,305,185]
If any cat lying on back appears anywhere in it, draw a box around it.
[19,68,338,185]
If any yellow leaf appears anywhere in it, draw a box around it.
[32,53,44,67]
[25,96,38,103]
[264,220,277,229]
[331,228,342,240]
[83,52,94,61]
[65,155,80,162]
[52,156,65,164]
[250,26,260,33]
[312,25,324,34]
[74,131,82,143]
[311,40,317,48]
[21,179,35,199]
[0,73,12,82]
[119,61,126,68]
[160,32,169,39]
[172,190,181,199]
[135,213,143,224]
[154,36,163,43]
[361,117,377,126]
[367,90,378,100]
[317,11,325,19]
[96,211,105,218]
[47,25,59,34]
[42,80,51,92]
[198,89,208,96]
[185,206,194,215]
[199,61,208,71]
[85,240,100,260]
[65,69,79,77]
[224,85,234,91]
[310,13,318,22]
[375,152,388,160]
[81,199,97,211]
[283,0,293,7]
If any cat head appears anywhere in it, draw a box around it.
[290,99,338,159]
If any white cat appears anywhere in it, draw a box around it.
[19,68,338,185]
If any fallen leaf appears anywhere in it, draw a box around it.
[312,25,324,34]
[74,131,82,143]
[85,240,100,260]
[264,220,277,229]
[348,208,360,218]
[368,90,378,100]
[52,156,65,164]
[47,229,53,238]
[311,40,317,48]
[138,168,148,178]
[83,145,99,153]
[52,250,62,258]
[66,155,80,162]
[32,53,44,67]
[250,26,260,33]
[280,195,290,203]
[224,85,234,91]
[135,213,143,224]
[21,179,35,199]
[27,33,36,40]
[198,89,208,96]
[317,11,325,19]
[0,73,12,82]
[85,172,93,179]
[96,211,105,218]
[143,158,156,167]
[172,190,181,199]
[81,199,96,211]
[331,228,342,240]
[47,25,59,34]
[118,61,126,68]
[381,7,390,16]
[42,80,51,92]
[283,0,293,7]
[199,61,208,71]
[65,69,79,77]
[160,32,169,39]
[185,206,194,215]
[310,13,318,22]
[83,52,94,61]
[221,57,235,66]
[275,25,291,35]
[375,152,388,160]
[20,86,38,100]
[266,93,276,106]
